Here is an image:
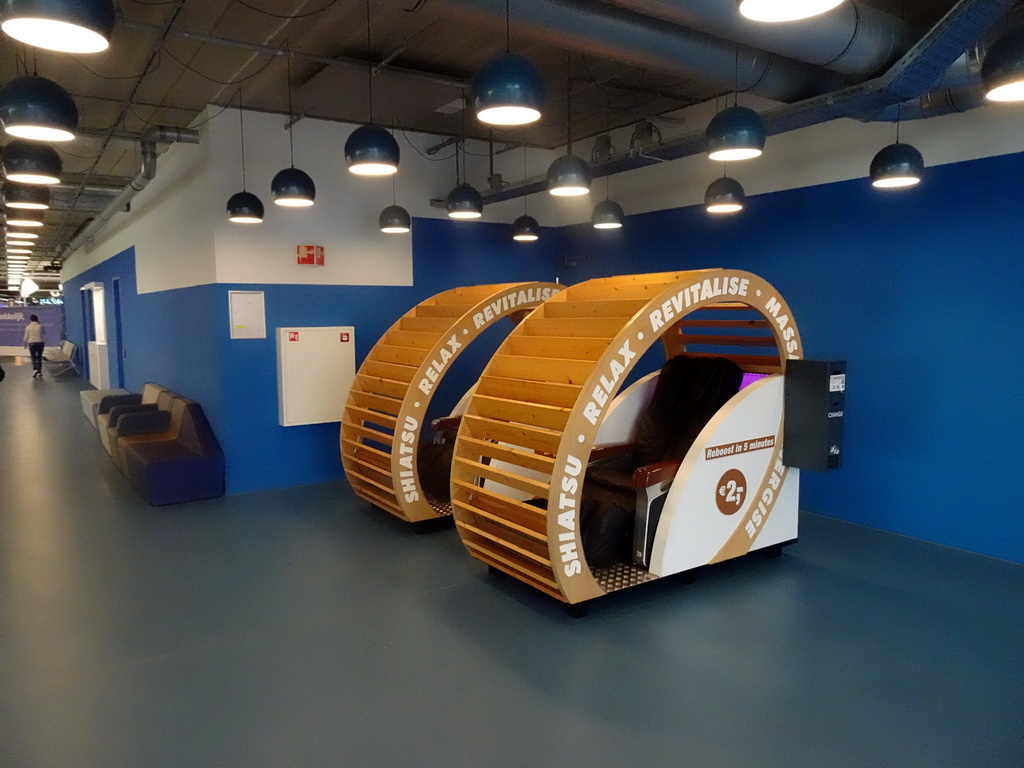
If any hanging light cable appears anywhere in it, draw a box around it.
[380,168,411,233]
[547,54,591,196]
[226,89,265,224]
[870,6,924,191]
[447,90,483,219]
[513,141,539,241]
[345,0,399,176]
[272,51,316,207]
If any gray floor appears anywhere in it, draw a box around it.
[1,358,1022,768]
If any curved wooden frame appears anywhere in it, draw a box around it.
[450,269,803,603]
[341,282,563,522]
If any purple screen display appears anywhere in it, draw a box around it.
[0,306,63,347]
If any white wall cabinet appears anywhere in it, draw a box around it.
[276,326,355,427]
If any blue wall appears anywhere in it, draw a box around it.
[63,156,1024,564]
[561,152,1024,564]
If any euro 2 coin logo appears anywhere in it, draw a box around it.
[716,469,746,516]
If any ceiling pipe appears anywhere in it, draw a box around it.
[600,0,917,79]
[471,0,1015,205]
[433,0,843,102]
[57,126,200,263]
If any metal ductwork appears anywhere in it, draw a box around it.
[599,1,917,78]
[435,0,844,102]
[474,0,1017,205]
[57,126,200,263]
[870,83,990,121]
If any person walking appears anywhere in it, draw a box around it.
[24,314,44,379]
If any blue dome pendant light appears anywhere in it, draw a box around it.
[591,107,623,229]
[379,170,410,233]
[226,89,265,224]
[981,26,1024,101]
[0,0,115,54]
[472,0,544,127]
[271,52,315,208]
[0,74,79,142]
[2,139,61,184]
[547,54,591,196]
[447,89,483,220]
[446,139,483,219]
[870,103,923,189]
[512,141,538,241]
[345,0,399,176]
[3,180,49,209]
[705,165,745,214]
[706,46,766,162]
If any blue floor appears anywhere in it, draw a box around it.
[1,358,1022,768]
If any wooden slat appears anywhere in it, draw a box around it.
[399,316,454,333]
[350,473,402,503]
[384,329,440,349]
[505,335,608,361]
[453,499,545,541]
[347,391,402,415]
[457,512,550,561]
[456,520,550,566]
[463,541,564,600]
[676,319,771,329]
[461,414,562,454]
[354,374,408,400]
[414,304,474,318]
[361,359,416,383]
[341,437,391,469]
[469,394,571,432]
[373,344,424,367]
[346,405,397,431]
[457,436,556,475]
[683,351,781,368]
[352,484,405,518]
[430,284,507,302]
[541,298,646,319]
[681,334,778,347]
[697,302,752,310]
[520,316,624,339]
[344,450,391,481]
[341,419,395,446]
[453,456,550,498]
[488,354,593,386]
[559,276,684,301]
[474,375,581,409]
[452,479,548,529]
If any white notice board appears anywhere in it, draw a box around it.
[229,290,266,339]
[276,326,356,426]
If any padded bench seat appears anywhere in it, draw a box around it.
[118,397,225,506]
[80,387,129,428]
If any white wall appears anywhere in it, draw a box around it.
[206,107,563,286]
[549,94,1024,224]
[61,124,217,294]
[62,95,1024,291]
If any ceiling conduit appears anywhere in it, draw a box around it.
[57,125,200,263]
[599,0,917,78]
[435,0,844,102]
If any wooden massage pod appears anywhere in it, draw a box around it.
[449,269,803,604]
[341,282,564,522]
